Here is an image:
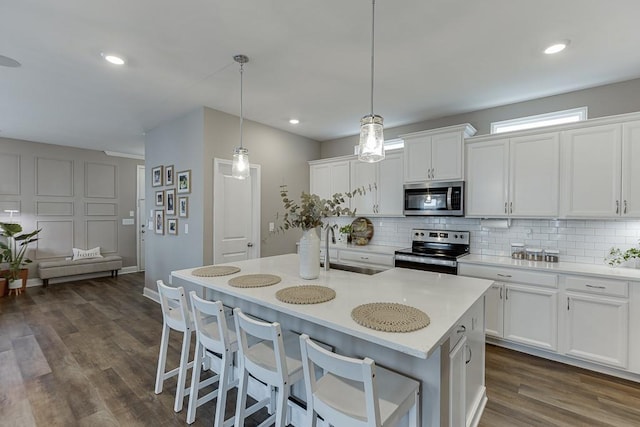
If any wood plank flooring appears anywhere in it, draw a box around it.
[1,273,640,426]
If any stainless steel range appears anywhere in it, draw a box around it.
[394,229,470,275]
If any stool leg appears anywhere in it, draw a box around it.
[213,353,232,427]
[234,366,249,427]
[186,339,204,424]
[275,385,289,427]
[174,330,192,412]
[155,324,170,394]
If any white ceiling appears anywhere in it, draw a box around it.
[2,0,640,157]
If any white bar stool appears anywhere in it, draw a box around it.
[233,308,304,427]
[154,280,194,412]
[186,292,238,426]
[299,333,420,427]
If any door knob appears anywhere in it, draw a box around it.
[247,243,254,247]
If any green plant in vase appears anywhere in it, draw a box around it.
[0,222,42,284]
[605,240,640,267]
[339,224,353,244]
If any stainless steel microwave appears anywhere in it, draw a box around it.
[403,181,464,216]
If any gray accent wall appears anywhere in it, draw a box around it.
[321,77,640,158]
[143,107,320,292]
[0,137,143,278]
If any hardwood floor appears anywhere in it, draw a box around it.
[1,273,639,426]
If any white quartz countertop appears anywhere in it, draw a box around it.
[459,254,640,282]
[172,254,493,359]
[320,242,405,254]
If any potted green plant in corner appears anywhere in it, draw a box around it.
[0,222,41,294]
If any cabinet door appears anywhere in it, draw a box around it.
[377,152,404,215]
[350,160,377,215]
[431,131,464,181]
[465,139,509,217]
[464,299,486,427]
[310,164,332,200]
[509,133,560,217]
[504,284,558,351]
[403,136,430,183]
[622,120,640,217]
[561,124,622,217]
[564,293,628,368]
[484,284,504,338]
[448,335,467,427]
[330,161,351,197]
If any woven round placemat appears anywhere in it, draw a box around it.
[228,274,281,288]
[275,285,336,305]
[351,302,430,333]
[191,265,241,277]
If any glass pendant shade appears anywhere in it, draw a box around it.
[232,147,250,180]
[358,114,385,163]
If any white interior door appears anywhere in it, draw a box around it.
[213,159,261,264]
[136,165,145,271]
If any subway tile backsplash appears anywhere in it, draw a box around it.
[326,217,640,266]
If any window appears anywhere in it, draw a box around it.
[491,107,588,134]
[353,138,404,155]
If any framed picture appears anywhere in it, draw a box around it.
[178,196,189,218]
[165,188,176,215]
[154,210,164,235]
[155,190,164,206]
[167,218,178,235]
[152,166,163,187]
[164,165,174,186]
[177,169,191,194]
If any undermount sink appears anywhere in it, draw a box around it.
[321,263,386,276]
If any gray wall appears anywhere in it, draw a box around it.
[0,137,143,278]
[144,107,320,292]
[321,77,640,158]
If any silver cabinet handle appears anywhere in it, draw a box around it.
[360,256,369,260]
[431,168,435,179]
[505,288,509,300]
[567,296,570,310]
[499,287,503,299]
[457,325,466,334]
[504,202,508,214]
[497,273,512,278]
[616,200,620,214]
[624,200,628,214]
[465,346,472,365]
[509,201,513,214]
[586,284,606,289]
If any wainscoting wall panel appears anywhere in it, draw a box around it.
[85,202,118,216]
[36,201,74,216]
[0,153,21,195]
[35,157,74,196]
[86,219,118,253]
[85,162,117,198]
[36,220,74,259]
[0,200,21,215]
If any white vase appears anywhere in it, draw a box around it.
[299,228,320,280]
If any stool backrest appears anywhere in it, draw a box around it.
[156,280,190,332]
[233,308,288,387]
[299,334,380,427]
[189,292,232,355]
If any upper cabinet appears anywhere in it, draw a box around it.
[309,158,351,203]
[401,124,476,184]
[350,151,403,216]
[465,132,560,218]
[561,121,640,218]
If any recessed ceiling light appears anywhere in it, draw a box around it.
[101,52,126,65]
[544,41,569,55]
[289,119,300,125]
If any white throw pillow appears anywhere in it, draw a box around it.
[72,247,103,261]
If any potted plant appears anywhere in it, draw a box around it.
[605,241,640,267]
[276,185,364,279]
[339,224,353,244]
[0,222,42,292]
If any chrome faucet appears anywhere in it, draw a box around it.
[324,226,336,271]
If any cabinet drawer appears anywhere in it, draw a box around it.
[459,264,557,288]
[338,250,394,267]
[564,276,628,298]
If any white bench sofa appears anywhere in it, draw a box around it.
[37,255,123,287]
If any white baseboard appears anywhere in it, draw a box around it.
[143,287,160,303]
[26,266,140,288]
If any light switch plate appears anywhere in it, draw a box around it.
[184,223,189,234]
[129,211,134,217]
[122,218,134,225]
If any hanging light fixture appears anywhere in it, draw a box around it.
[232,54,250,180]
[358,0,385,163]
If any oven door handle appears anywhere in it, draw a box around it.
[395,254,458,268]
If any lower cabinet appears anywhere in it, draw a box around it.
[449,334,467,427]
[561,276,629,369]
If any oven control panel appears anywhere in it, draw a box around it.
[411,229,470,245]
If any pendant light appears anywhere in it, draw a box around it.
[232,54,250,180]
[358,0,385,163]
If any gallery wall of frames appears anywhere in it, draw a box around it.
[151,164,190,236]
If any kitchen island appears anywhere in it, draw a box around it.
[172,254,494,427]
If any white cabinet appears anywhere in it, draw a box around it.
[561,120,640,218]
[458,264,558,352]
[309,159,351,205]
[465,132,560,218]
[350,152,403,216]
[448,335,467,427]
[561,275,629,368]
[401,124,476,184]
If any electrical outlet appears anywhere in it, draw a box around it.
[184,223,189,234]
[269,222,275,232]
